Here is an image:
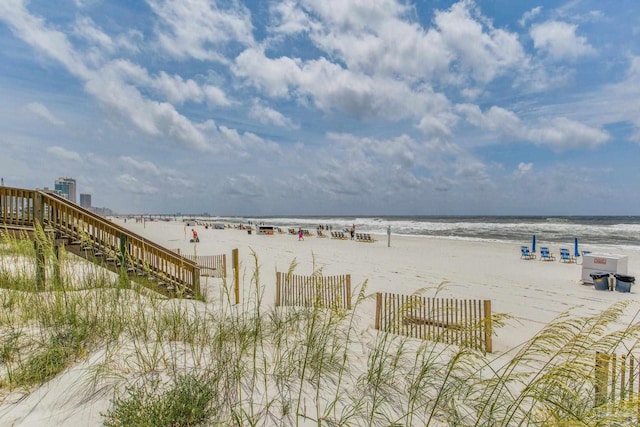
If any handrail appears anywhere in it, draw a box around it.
[40,190,193,264]
[0,186,200,297]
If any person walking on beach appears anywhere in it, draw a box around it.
[192,229,199,243]
[298,228,304,241]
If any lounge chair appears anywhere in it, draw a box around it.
[559,248,575,263]
[521,246,535,260]
[539,247,555,261]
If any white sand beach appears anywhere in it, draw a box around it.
[114,219,639,349]
[1,218,640,426]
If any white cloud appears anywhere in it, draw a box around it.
[222,174,264,197]
[152,72,203,105]
[235,49,451,121]
[73,16,114,52]
[147,0,254,61]
[526,117,610,150]
[116,174,158,195]
[456,104,609,150]
[530,21,595,61]
[0,0,91,78]
[519,6,542,27]
[456,104,521,134]
[120,156,161,176]
[514,162,533,177]
[417,113,456,138]
[25,102,64,126]
[234,48,302,97]
[269,0,315,35]
[434,1,526,83]
[249,101,296,128]
[47,146,81,162]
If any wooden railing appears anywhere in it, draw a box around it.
[0,186,200,297]
[275,272,352,309]
[0,186,36,227]
[375,292,493,353]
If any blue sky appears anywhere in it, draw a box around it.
[1,0,639,215]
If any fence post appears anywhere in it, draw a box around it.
[232,248,239,304]
[595,352,609,406]
[346,274,352,309]
[375,292,382,330]
[483,300,492,353]
[222,254,227,278]
[275,272,281,307]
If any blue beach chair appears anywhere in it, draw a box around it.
[521,246,536,260]
[539,247,555,261]
[559,248,575,263]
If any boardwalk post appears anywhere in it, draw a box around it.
[33,192,45,289]
[119,232,127,267]
[232,248,239,304]
[53,244,61,286]
[193,270,201,299]
[483,300,492,353]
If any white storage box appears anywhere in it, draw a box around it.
[581,253,628,284]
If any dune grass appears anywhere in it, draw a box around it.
[1,231,640,425]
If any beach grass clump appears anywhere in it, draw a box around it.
[102,374,217,427]
[2,231,640,425]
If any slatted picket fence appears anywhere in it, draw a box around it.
[375,292,492,353]
[275,272,351,309]
[595,352,640,407]
[182,254,226,278]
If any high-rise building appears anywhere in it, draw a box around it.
[80,193,92,209]
[54,177,77,203]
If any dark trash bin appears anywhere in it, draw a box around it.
[590,272,610,291]
[614,274,635,293]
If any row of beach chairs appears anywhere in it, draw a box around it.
[520,246,576,263]
[355,233,376,243]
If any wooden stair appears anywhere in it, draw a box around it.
[0,186,200,298]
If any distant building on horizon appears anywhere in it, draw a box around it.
[54,177,76,203]
[80,193,92,209]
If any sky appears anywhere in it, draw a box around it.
[1,0,639,216]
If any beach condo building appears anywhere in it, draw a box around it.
[54,177,77,203]
[80,193,92,209]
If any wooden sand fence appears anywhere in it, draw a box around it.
[375,292,493,353]
[595,352,640,408]
[182,254,226,278]
[275,272,351,309]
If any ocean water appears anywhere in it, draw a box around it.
[189,215,640,251]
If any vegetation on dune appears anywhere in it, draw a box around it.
[1,231,640,425]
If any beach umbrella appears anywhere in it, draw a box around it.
[532,235,536,252]
[574,237,579,258]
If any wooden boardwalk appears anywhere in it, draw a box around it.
[0,186,200,298]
